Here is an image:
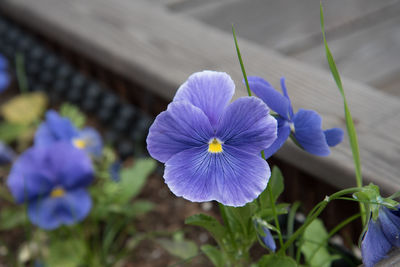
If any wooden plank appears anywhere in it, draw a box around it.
[182,0,400,53]
[295,15,400,96]
[1,0,400,194]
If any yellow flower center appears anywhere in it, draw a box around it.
[73,138,86,149]
[50,187,65,198]
[208,138,223,153]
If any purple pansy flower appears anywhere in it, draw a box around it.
[0,141,15,165]
[361,206,400,267]
[7,142,94,230]
[0,54,10,93]
[147,71,277,207]
[247,76,344,158]
[35,110,103,157]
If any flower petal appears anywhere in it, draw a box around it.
[49,143,94,190]
[248,76,290,120]
[379,207,400,247]
[324,128,344,147]
[361,219,392,267]
[261,227,276,252]
[173,71,234,129]
[0,72,10,92]
[34,110,78,147]
[216,96,277,154]
[76,127,103,157]
[7,146,55,203]
[27,188,92,230]
[164,145,270,207]
[293,109,330,156]
[263,118,291,159]
[147,101,213,163]
[280,77,294,119]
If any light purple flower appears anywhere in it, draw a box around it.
[361,206,400,267]
[147,71,277,207]
[247,76,344,158]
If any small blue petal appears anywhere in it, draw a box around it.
[147,101,214,163]
[216,96,277,154]
[263,118,291,159]
[27,188,92,230]
[35,110,79,147]
[174,71,235,129]
[280,77,294,119]
[324,128,344,147]
[261,227,276,252]
[247,76,291,120]
[76,127,103,157]
[293,109,330,156]
[361,219,392,267]
[0,141,15,165]
[0,72,10,93]
[110,161,122,182]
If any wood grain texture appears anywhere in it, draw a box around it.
[1,0,400,194]
[295,14,400,96]
[182,0,400,53]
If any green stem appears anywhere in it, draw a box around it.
[15,53,28,94]
[268,185,284,249]
[278,187,361,253]
[287,201,301,257]
[232,25,251,96]
[219,203,237,252]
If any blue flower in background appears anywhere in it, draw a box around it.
[0,54,10,93]
[35,110,103,157]
[247,76,344,158]
[361,206,400,267]
[0,141,15,165]
[7,142,94,230]
[147,71,277,207]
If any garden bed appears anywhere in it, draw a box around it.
[0,11,368,266]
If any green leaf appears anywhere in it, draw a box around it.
[320,4,362,188]
[185,214,226,246]
[222,203,256,237]
[1,92,48,125]
[102,158,156,205]
[118,158,156,201]
[0,122,28,143]
[59,103,86,129]
[301,218,336,267]
[255,203,289,220]
[0,207,26,230]
[46,237,87,267]
[257,254,298,267]
[259,166,284,209]
[201,245,225,267]
[157,237,198,260]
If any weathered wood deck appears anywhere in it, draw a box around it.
[1,0,400,195]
